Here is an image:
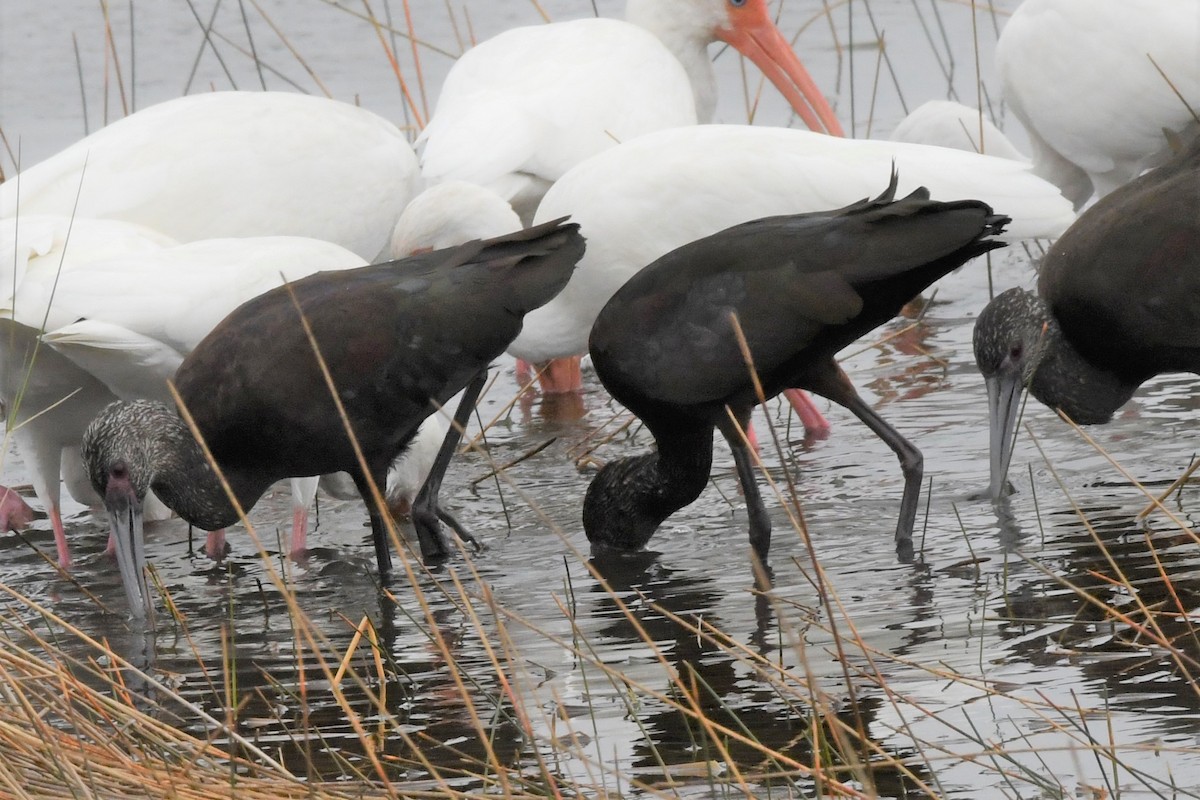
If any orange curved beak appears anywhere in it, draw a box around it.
[717,0,844,137]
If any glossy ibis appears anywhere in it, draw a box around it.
[82,219,585,618]
[582,174,1009,560]
[974,134,1200,499]
[516,124,1069,428]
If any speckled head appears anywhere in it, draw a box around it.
[974,287,1139,500]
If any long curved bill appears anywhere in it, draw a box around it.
[718,3,844,137]
[985,373,1024,501]
[107,494,154,622]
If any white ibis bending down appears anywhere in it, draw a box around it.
[890,101,1026,161]
[317,416,446,520]
[0,216,178,567]
[996,0,1200,209]
[389,181,523,257]
[419,0,843,394]
[974,134,1200,500]
[82,219,585,619]
[0,91,420,260]
[583,174,1009,561]
[21,235,371,558]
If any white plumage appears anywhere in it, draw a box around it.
[418,0,841,223]
[996,0,1200,207]
[890,101,1026,162]
[1,92,421,259]
[514,124,1076,364]
[0,216,178,566]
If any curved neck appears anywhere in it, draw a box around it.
[1030,323,1139,425]
[142,410,262,531]
[625,0,719,121]
[583,428,714,551]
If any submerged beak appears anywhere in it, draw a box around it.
[985,373,1024,501]
[716,3,844,136]
[105,478,154,622]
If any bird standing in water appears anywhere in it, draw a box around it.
[583,174,1009,561]
[83,219,585,619]
[974,135,1200,500]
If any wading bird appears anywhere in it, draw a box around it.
[583,174,1009,561]
[419,0,843,393]
[996,0,1200,208]
[82,219,585,619]
[974,134,1200,499]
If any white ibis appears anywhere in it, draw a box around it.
[890,100,1026,161]
[0,91,421,566]
[419,0,843,395]
[24,236,372,558]
[0,92,421,261]
[420,0,842,221]
[996,0,1200,209]
[0,215,177,567]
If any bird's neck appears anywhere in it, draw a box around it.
[583,430,714,551]
[625,1,720,122]
[146,413,259,531]
[1029,321,1139,425]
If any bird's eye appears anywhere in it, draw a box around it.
[1009,343,1023,361]
[729,0,747,6]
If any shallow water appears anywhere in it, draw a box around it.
[2,1,1199,797]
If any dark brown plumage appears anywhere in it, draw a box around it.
[974,134,1200,499]
[84,218,585,618]
[583,174,1009,561]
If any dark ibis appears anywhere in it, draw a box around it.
[582,174,1009,560]
[82,219,585,618]
[974,134,1200,499]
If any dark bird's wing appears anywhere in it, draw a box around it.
[176,219,584,477]
[591,181,1006,408]
[1039,147,1200,375]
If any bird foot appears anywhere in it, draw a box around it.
[438,506,482,553]
[0,487,34,532]
[784,389,831,438]
[205,529,230,560]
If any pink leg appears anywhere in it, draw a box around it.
[291,505,308,557]
[784,389,831,436]
[743,421,761,454]
[49,507,72,569]
[536,356,583,394]
[205,529,228,560]
[0,487,34,532]
[515,358,535,388]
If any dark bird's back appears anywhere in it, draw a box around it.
[176,218,585,503]
[590,178,1009,425]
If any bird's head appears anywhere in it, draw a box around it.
[582,455,673,553]
[974,288,1133,501]
[82,399,177,622]
[973,288,1049,501]
[625,0,842,135]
